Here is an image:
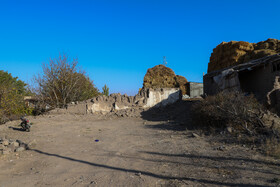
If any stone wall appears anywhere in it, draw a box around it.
[186,82,204,98]
[58,88,181,115]
[86,88,181,114]
[143,88,180,108]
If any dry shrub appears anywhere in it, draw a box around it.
[34,53,99,108]
[192,91,262,132]
[264,137,280,158]
[191,91,280,157]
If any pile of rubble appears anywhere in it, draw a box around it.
[0,138,28,155]
[208,38,280,72]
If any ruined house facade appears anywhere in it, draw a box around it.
[203,54,280,103]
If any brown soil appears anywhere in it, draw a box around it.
[0,105,279,186]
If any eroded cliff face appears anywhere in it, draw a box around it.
[208,38,280,73]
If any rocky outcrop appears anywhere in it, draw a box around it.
[208,38,280,72]
[143,65,188,94]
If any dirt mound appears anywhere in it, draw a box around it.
[143,65,188,94]
[208,38,280,72]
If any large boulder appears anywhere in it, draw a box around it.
[143,65,188,95]
[208,38,280,73]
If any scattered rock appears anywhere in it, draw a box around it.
[192,133,200,138]
[11,141,20,147]
[3,148,12,155]
[2,140,9,146]
[0,137,28,155]
[216,145,226,151]
[135,172,142,176]
[226,127,233,133]
[16,147,25,152]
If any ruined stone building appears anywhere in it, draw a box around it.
[204,39,280,107]
[61,64,203,115]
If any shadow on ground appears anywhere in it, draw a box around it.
[8,126,25,132]
[141,100,197,131]
[31,148,276,187]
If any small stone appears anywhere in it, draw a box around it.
[16,147,25,152]
[16,140,23,146]
[226,127,233,133]
[28,139,37,148]
[192,133,200,138]
[11,141,20,147]
[2,140,9,146]
[135,172,141,176]
[216,145,226,151]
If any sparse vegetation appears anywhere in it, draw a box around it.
[191,91,280,157]
[0,70,33,123]
[34,53,99,108]
[191,91,262,131]
[102,84,109,96]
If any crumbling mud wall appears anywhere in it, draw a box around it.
[208,38,280,73]
[87,93,144,114]
[143,88,180,108]
[87,88,181,114]
[50,65,185,115]
[56,88,181,115]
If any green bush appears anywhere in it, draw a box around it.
[0,70,32,123]
[102,84,109,96]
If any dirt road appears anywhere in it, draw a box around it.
[0,114,279,186]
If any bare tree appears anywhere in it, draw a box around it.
[35,53,99,108]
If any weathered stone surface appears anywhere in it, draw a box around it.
[16,147,25,152]
[208,38,280,72]
[3,148,12,154]
[2,140,9,146]
[11,141,20,147]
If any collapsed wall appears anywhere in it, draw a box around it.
[58,87,181,115]
[87,88,180,114]
[208,38,280,73]
[52,65,186,115]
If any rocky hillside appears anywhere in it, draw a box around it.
[143,65,188,95]
[208,38,280,72]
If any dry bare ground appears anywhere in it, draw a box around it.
[0,104,279,186]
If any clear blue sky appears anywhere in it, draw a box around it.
[1,0,280,95]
